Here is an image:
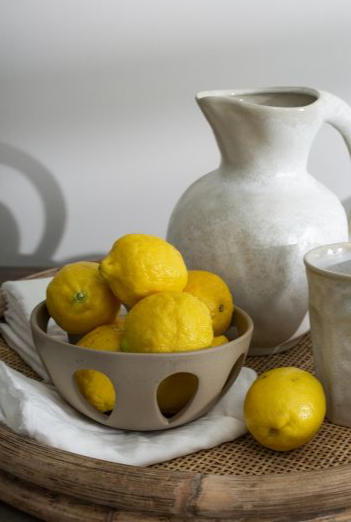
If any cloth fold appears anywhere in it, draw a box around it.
[0,278,256,466]
[1,278,67,380]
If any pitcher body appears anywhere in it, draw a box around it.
[167,87,351,354]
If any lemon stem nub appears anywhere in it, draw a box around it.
[74,291,86,303]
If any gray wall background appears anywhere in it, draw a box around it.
[1,0,351,266]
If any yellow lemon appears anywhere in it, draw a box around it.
[46,262,120,335]
[100,234,188,308]
[75,324,122,412]
[121,291,213,353]
[244,367,326,451]
[212,335,229,347]
[77,323,124,349]
[157,373,198,416]
[183,270,234,335]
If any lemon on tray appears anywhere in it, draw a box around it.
[75,324,123,412]
[99,233,188,308]
[46,261,120,335]
[184,270,234,335]
[244,367,326,451]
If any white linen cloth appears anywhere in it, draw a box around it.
[0,278,66,381]
[0,278,256,466]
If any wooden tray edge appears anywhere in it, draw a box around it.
[0,467,169,522]
[1,422,351,520]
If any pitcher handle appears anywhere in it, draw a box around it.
[321,91,351,235]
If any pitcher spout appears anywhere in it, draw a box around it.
[196,87,322,176]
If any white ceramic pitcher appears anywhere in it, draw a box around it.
[167,87,351,355]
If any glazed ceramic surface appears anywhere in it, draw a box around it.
[167,87,351,354]
[305,243,351,428]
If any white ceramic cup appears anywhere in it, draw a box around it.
[304,243,351,427]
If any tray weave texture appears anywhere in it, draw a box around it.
[1,332,350,477]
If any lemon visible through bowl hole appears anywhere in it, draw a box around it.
[244,367,326,451]
[121,291,213,353]
[99,233,188,308]
[75,324,122,413]
[183,270,234,336]
[157,373,198,416]
[46,261,120,335]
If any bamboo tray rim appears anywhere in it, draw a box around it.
[1,268,351,520]
[1,421,351,520]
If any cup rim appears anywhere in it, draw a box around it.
[304,242,351,281]
[30,300,254,358]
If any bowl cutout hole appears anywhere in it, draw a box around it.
[74,369,116,417]
[221,353,246,395]
[157,372,198,418]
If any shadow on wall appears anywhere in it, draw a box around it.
[0,142,102,266]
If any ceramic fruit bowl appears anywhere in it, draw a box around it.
[30,301,253,431]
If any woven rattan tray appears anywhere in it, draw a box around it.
[1,269,351,521]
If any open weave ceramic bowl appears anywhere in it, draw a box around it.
[30,301,253,431]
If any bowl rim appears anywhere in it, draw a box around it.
[30,300,254,359]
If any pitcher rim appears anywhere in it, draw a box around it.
[196,86,320,111]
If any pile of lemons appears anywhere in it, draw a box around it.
[46,233,234,416]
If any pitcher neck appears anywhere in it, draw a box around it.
[196,89,322,177]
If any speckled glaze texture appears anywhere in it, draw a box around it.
[305,243,351,427]
[167,87,351,354]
